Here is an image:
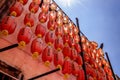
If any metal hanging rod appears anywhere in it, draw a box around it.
[105,52,116,80]
[0,44,18,52]
[28,68,60,80]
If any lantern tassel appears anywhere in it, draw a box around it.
[28,68,60,80]
[0,44,18,52]
[105,52,116,80]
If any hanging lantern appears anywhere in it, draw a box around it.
[76,56,83,66]
[74,27,79,35]
[41,3,49,13]
[70,48,78,61]
[74,35,80,43]
[72,61,80,76]
[42,46,53,66]
[38,12,48,23]
[104,66,112,76]
[1,16,17,36]
[68,22,74,37]
[63,24,69,34]
[17,0,28,5]
[97,48,104,56]
[62,45,71,59]
[90,41,98,49]
[31,38,43,59]
[29,2,39,13]
[97,66,107,80]
[24,13,34,27]
[62,59,72,78]
[74,43,81,53]
[45,31,55,45]
[55,26,63,37]
[35,24,46,38]
[10,2,23,17]
[32,0,41,5]
[47,20,56,31]
[84,53,90,62]
[87,76,94,80]
[107,76,114,80]
[56,18,63,27]
[81,36,86,43]
[54,51,64,69]
[63,16,68,24]
[43,0,51,4]
[77,68,85,80]
[62,34,70,45]
[82,43,88,53]
[57,10,63,18]
[50,2,57,11]
[17,27,32,47]
[54,37,63,51]
[86,63,97,79]
[68,37,75,48]
[49,11,57,21]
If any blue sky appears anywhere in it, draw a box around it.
[55,0,120,76]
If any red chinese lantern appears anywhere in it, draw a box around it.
[24,13,34,27]
[97,66,107,80]
[55,26,63,37]
[10,2,23,17]
[62,45,72,59]
[63,16,68,24]
[47,20,56,31]
[81,36,86,43]
[54,51,64,69]
[29,2,39,13]
[97,48,104,57]
[54,37,63,51]
[72,61,80,76]
[82,43,88,53]
[17,27,32,47]
[1,16,17,36]
[63,24,69,34]
[50,2,57,11]
[90,41,98,49]
[74,43,81,53]
[87,76,94,80]
[107,76,114,80]
[43,0,51,4]
[77,68,85,80]
[62,59,72,78]
[70,48,78,61]
[42,46,53,66]
[31,38,43,59]
[57,10,63,18]
[76,56,83,66]
[49,11,57,21]
[104,66,112,76]
[74,27,79,35]
[56,18,63,27]
[69,37,75,48]
[41,3,49,13]
[35,24,46,38]
[32,0,41,5]
[38,12,48,23]
[86,63,97,79]
[17,0,28,5]
[84,53,90,62]
[74,35,80,43]
[62,34,70,45]
[45,31,55,45]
